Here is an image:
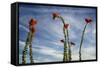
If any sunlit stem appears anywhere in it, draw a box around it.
[22,31,34,64]
[58,16,69,62]
[29,32,34,63]
[79,23,88,61]
[22,32,31,64]
[67,29,72,61]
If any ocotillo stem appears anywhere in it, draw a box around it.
[67,29,72,61]
[63,27,68,62]
[22,32,30,64]
[79,23,88,61]
[29,32,34,63]
[59,16,68,62]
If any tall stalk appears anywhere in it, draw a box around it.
[60,16,72,61]
[67,29,72,61]
[22,32,31,64]
[22,31,34,64]
[59,16,69,62]
[29,32,34,63]
[52,13,70,62]
[79,23,88,61]
[63,26,68,61]
[22,18,37,64]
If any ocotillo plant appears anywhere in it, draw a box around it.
[65,26,72,61]
[79,18,92,61]
[64,24,74,61]
[22,18,37,64]
[52,12,70,62]
[64,24,72,61]
[60,40,75,61]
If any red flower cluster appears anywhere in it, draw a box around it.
[70,42,75,46]
[52,12,59,19]
[29,26,36,33]
[64,24,69,29]
[29,18,37,26]
[60,39,64,43]
[29,18,37,33]
[85,18,92,24]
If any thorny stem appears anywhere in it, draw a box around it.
[67,29,72,61]
[63,27,68,62]
[29,32,34,63]
[59,16,72,61]
[22,32,34,64]
[22,32,30,64]
[79,23,88,61]
[59,16,69,62]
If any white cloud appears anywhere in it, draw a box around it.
[19,40,25,49]
[82,46,96,60]
[33,45,63,61]
[19,24,29,32]
[71,45,96,61]
[19,38,96,63]
[92,28,96,34]
[19,40,63,63]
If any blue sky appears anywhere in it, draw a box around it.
[19,4,96,64]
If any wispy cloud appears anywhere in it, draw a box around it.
[19,40,63,63]
[71,45,96,61]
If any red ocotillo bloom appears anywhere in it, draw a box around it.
[22,18,37,64]
[79,17,92,61]
[52,12,60,19]
[85,18,92,24]
[29,26,36,33]
[69,42,75,46]
[60,39,64,43]
[29,18,37,26]
[52,12,70,62]
[64,24,69,29]
[29,18,37,33]
[60,40,75,46]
